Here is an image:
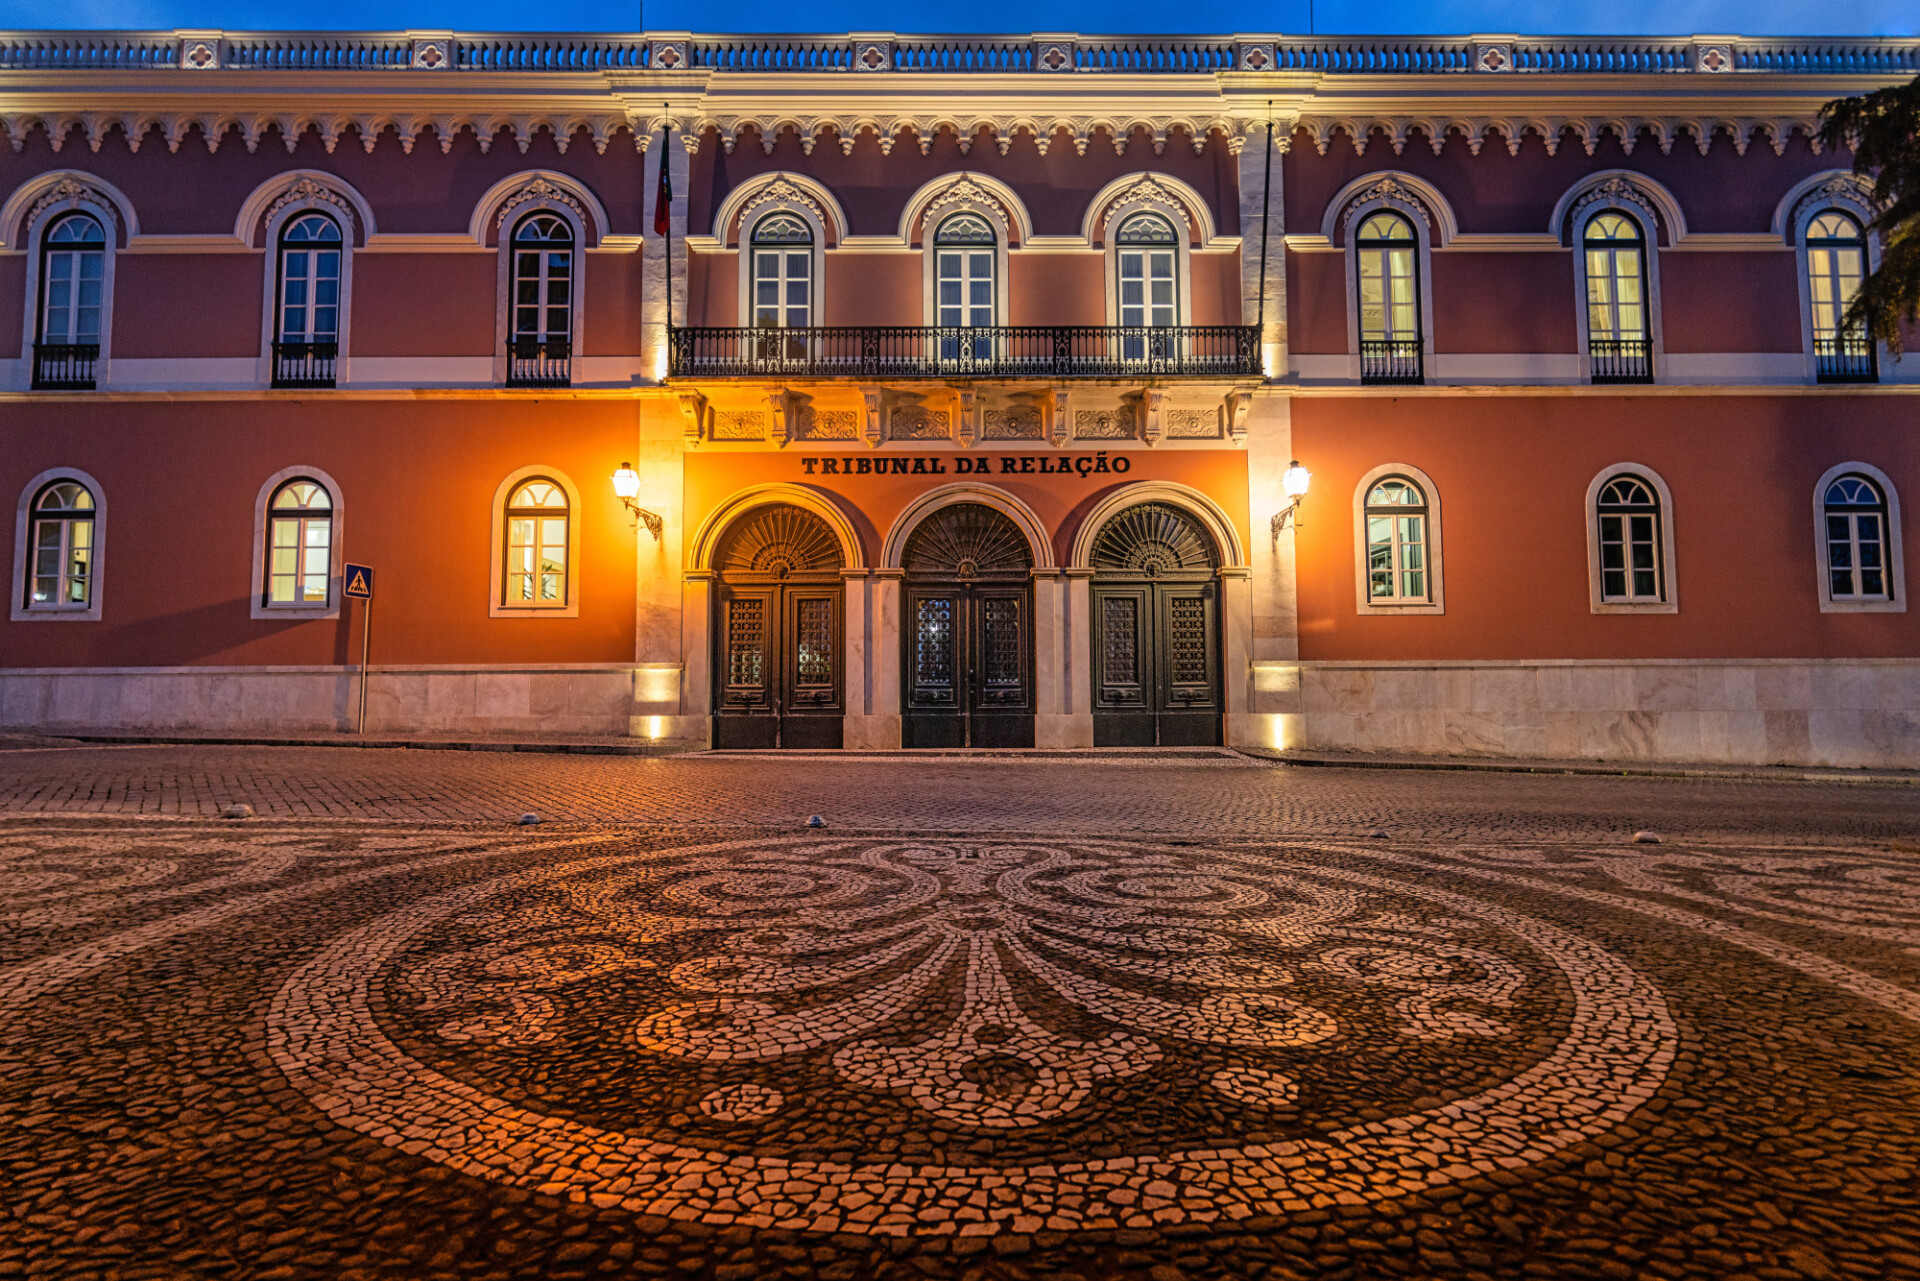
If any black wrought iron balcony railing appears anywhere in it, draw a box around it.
[1815,335,1877,384]
[271,340,338,388]
[31,342,99,390]
[669,325,1261,379]
[1359,338,1423,386]
[507,337,572,387]
[1588,337,1653,384]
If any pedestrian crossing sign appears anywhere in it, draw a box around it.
[344,564,374,599]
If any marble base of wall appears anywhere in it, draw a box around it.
[1242,659,1920,770]
[0,665,689,741]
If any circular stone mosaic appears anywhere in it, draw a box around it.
[270,838,1677,1235]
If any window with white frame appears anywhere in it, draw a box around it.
[935,214,996,327]
[1583,212,1652,382]
[510,213,573,347]
[750,213,813,329]
[1115,213,1178,363]
[1824,473,1891,602]
[1595,474,1664,603]
[276,213,342,349]
[503,478,569,607]
[265,479,333,607]
[26,479,95,610]
[37,214,104,352]
[1355,212,1421,383]
[1363,477,1431,604]
[1805,212,1875,382]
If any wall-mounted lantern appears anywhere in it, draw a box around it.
[1271,460,1311,538]
[612,462,664,540]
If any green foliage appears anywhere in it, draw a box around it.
[1820,75,1920,353]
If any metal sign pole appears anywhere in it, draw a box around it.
[358,594,372,735]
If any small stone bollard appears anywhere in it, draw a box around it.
[805,815,826,829]
[221,803,253,820]
[517,813,541,826]
[1633,830,1661,844]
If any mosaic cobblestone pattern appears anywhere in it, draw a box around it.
[4,790,1920,1278]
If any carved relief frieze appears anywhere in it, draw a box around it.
[495,177,587,232]
[712,410,767,442]
[1338,176,1432,237]
[1570,176,1662,230]
[262,177,358,238]
[26,177,118,232]
[797,406,860,441]
[1168,407,1219,440]
[889,403,951,442]
[983,404,1044,441]
[1789,174,1880,231]
[1074,408,1134,441]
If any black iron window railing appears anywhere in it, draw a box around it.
[32,342,100,390]
[669,325,1261,379]
[1815,335,1877,384]
[507,338,572,387]
[1359,339,1423,385]
[271,340,338,388]
[1588,337,1653,384]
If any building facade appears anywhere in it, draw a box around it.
[2,30,1918,766]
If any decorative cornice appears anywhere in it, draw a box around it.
[262,177,358,236]
[1570,175,1660,226]
[1789,173,1880,229]
[26,177,118,231]
[1338,176,1430,234]
[738,178,826,230]
[494,177,587,230]
[1290,114,1820,158]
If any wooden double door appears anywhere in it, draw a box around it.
[1088,502,1224,747]
[711,505,845,750]
[900,502,1035,749]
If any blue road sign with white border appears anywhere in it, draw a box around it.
[343,564,374,599]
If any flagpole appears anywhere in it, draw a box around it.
[662,104,672,336]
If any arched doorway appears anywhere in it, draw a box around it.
[712,504,845,749]
[1089,502,1223,746]
[901,503,1034,748]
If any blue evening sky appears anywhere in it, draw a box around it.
[5,0,1913,38]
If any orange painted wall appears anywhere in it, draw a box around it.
[351,254,493,356]
[684,449,1251,569]
[1291,394,1920,662]
[0,400,637,668]
[111,255,263,358]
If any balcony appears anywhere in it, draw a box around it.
[32,342,99,390]
[272,340,338,389]
[1589,337,1653,384]
[507,338,572,388]
[1815,335,1877,384]
[669,325,1261,380]
[1359,338,1423,386]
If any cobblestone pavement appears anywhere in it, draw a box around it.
[4,750,1920,1279]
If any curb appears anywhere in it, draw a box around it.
[1249,747,1920,787]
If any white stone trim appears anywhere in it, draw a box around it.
[11,467,106,623]
[1549,170,1687,246]
[1585,462,1679,615]
[898,172,1033,245]
[489,465,582,619]
[686,483,867,572]
[487,176,595,383]
[881,482,1054,570]
[1352,463,1444,615]
[1567,194,1667,386]
[468,170,610,246]
[732,189,831,332]
[1091,177,1198,329]
[1080,170,1219,245]
[710,171,849,244]
[248,174,365,387]
[250,464,345,621]
[9,178,125,390]
[1066,479,1246,570]
[1813,461,1905,614]
[1319,171,1458,248]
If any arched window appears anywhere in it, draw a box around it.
[506,212,574,387]
[265,479,333,607]
[1824,474,1890,601]
[35,214,105,390]
[750,213,813,329]
[936,213,998,355]
[1363,477,1431,604]
[503,478,569,607]
[1806,212,1874,383]
[274,212,342,388]
[1583,212,1652,384]
[1355,212,1421,385]
[1114,213,1179,365]
[26,480,95,610]
[1595,474,1664,603]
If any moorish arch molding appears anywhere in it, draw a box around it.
[1774,170,1881,242]
[235,171,376,247]
[1319,171,1459,248]
[688,483,868,574]
[882,484,1055,572]
[1068,481,1247,571]
[709,171,848,245]
[898,172,1033,246]
[1082,171,1219,247]
[0,171,137,249]
[468,171,610,246]
[1550,170,1688,246]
